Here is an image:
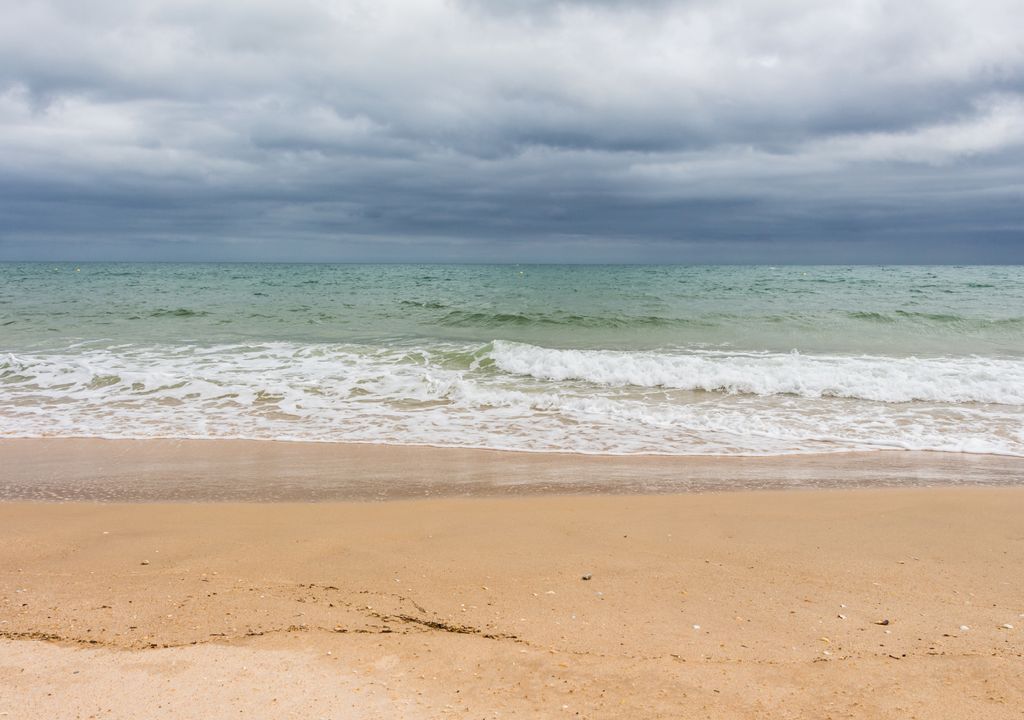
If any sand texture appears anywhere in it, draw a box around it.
[3,437,1023,501]
[2,484,1023,718]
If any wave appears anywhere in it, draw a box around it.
[400,300,449,309]
[847,310,1024,328]
[486,341,1024,404]
[437,309,715,329]
[149,308,210,318]
[2,342,1023,456]
[421,305,1024,335]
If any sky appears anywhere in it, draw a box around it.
[1,0,1022,263]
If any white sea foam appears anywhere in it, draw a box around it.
[2,342,1023,456]
[487,340,1024,404]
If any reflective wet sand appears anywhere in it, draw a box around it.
[2,437,1022,501]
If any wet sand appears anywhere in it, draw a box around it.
[2,437,1023,501]
[1,440,1023,718]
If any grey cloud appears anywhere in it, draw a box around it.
[0,0,1022,262]
[458,0,689,18]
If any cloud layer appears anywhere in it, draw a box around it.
[1,0,1022,261]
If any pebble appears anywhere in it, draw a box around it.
[1001,623,1014,630]
[692,624,701,630]
[874,619,890,626]
[838,614,847,620]
[140,560,150,566]
[960,625,970,631]
[581,574,592,581]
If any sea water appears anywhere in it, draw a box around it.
[1,263,1022,456]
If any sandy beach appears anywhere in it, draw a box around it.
[1,440,1022,719]
[5,0,1024,712]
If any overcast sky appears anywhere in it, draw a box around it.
[1,0,1022,262]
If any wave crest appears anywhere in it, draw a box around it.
[487,341,1024,404]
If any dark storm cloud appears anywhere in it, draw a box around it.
[0,0,1022,262]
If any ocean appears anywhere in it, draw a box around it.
[1,263,1022,456]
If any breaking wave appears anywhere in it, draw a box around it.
[2,341,1023,456]
[486,341,1024,404]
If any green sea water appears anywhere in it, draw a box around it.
[2,263,1023,455]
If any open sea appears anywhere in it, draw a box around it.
[1,264,1023,456]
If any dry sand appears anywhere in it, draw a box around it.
[1,441,1023,718]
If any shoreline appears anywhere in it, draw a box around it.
[2,488,1022,718]
[3,437,1023,501]
[12,431,1024,459]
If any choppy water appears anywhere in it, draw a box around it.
[2,263,1023,455]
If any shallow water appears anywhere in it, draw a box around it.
[2,263,1023,456]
